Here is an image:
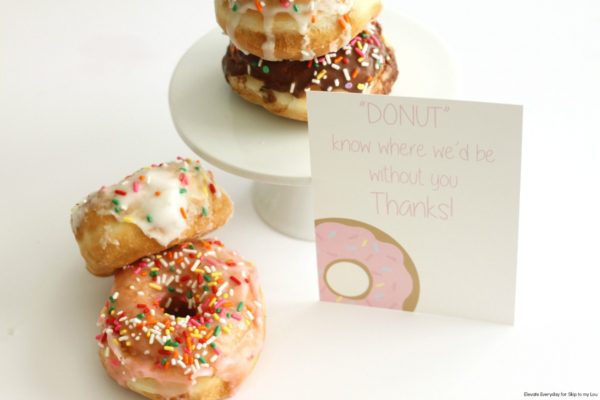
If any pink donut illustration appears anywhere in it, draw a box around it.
[315,218,419,311]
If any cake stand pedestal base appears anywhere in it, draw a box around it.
[253,182,314,241]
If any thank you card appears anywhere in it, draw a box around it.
[308,93,522,324]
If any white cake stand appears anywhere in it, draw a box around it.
[169,12,457,241]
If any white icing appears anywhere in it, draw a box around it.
[260,7,277,60]
[100,225,120,249]
[226,2,246,52]
[329,20,353,53]
[70,199,87,233]
[71,160,214,247]
[113,168,188,245]
[224,0,355,61]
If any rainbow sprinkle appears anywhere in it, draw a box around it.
[95,240,262,379]
[71,158,224,250]
[227,22,393,97]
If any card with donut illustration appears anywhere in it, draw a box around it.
[308,93,522,324]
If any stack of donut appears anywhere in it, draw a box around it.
[71,158,265,400]
[217,0,398,121]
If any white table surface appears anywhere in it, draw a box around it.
[1,1,599,399]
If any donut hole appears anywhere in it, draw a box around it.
[160,294,197,318]
[325,260,372,299]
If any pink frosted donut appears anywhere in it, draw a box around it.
[95,239,265,400]
[315,218,419,311]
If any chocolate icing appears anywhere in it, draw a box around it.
[222,22,397,100]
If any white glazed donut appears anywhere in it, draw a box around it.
[71,159,233,276]
[215,0,382,61]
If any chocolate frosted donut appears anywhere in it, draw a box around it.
[215,0,382,61]
[222,21,398,121]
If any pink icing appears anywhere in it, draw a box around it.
[96,239,265,398]
[316,221,417,310]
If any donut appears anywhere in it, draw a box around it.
[96,238,265,400]
[315,218,419,311]
[215,0,382,61]
[222,21,398,121]
[71,159,233,277]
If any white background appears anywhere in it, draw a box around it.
[1,1,599,399]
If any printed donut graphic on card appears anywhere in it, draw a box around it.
[315,218,419,311]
